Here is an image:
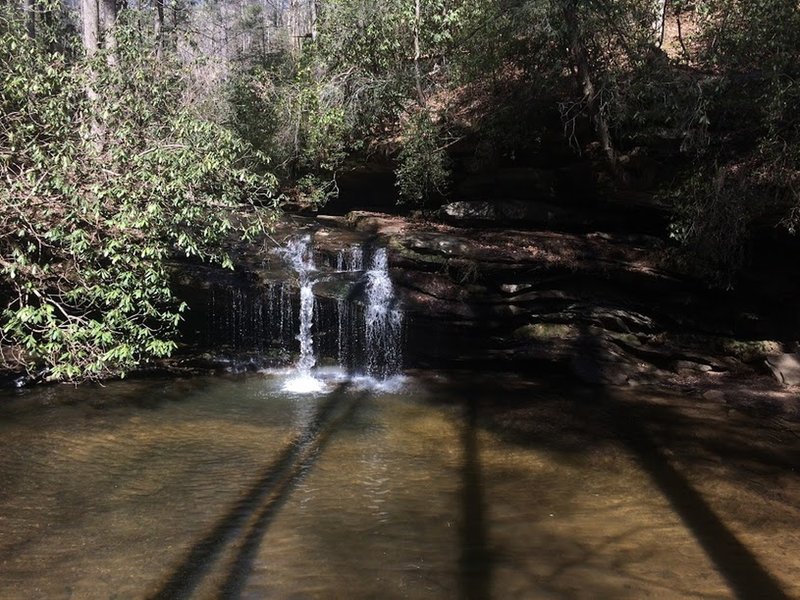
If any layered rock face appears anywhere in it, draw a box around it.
[309,204,795,390]
[174,161,800,393]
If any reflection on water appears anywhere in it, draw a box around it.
[0,372,797,599]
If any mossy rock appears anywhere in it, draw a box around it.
[721,340,783,363]
[513,323,580,341]
[661,334,782,364]
[607,332,644,347]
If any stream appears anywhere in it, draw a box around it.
[0,370,798,599]
[0,234,798,599]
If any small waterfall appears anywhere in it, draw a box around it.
[337,297,349,367]
[364,248,403,379]
[279,282,293,342]
[201,235,404,391]
[279,236,324,393]
[337,245,364,272]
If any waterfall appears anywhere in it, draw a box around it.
[279,236,324,393]
[202,235,404,391]
[337,297,349,367]
[364,248,403,379]
[337,245,364,272]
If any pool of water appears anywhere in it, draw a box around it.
[0,371,797,599]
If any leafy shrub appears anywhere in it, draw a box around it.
[0,10,278,381]
[395,111,450,206]
[229,52,348,206]
[668,168,752,287]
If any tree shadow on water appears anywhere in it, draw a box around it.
[428,334,794,597]
[573,323,792,600]
[147,383,366,600]
[455,383,493,600]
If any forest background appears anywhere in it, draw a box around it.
[1,0,798,380]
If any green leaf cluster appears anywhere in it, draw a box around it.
[396,111,450,206]
[0,8,279,381]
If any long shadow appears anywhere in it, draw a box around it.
[147,383,355,600]
[563,224,794,599]
[607,392,791,600]
[457,386,493,600]
[217,390,368,599]
[575,327,791,599]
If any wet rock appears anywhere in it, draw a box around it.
[513,323,581,341]
[703,390,726,402]
[674,360,714,373]
[394,269,488,318]
[590,307,655,334]
[722,340,782,363]
[346,211,410,235]
[765,354,800,386]
[500,283,533,295]
[570,353,631,386]
[169,210,797,388]
[440,199,585,228]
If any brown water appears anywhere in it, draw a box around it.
[0,372,797,599]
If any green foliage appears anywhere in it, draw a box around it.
[227,0,507,206]
[288,57,350,175]
[224,0,798,291]
[396,111,450,206]
[317,0,408,75]
[667,168,752,287]
[229,48,349,207]
[695,0,800,72]
[0,9,278,381]
[661,1,800,282]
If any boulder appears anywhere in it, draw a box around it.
[570,353,631,386]
[765,354,800,386]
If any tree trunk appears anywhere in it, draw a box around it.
[310,0,317,41]
[413,0,424,105]
[81,0,101,142]
[99,0,117,67]
[25,0,36,40]
[288,0,301,55]
[81,0,99,58]
[562,0,616,168]
[654,0,667,47]
[154,0,165,59]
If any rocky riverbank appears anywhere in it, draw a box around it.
[8,195,799,426]
[301,208,797,419]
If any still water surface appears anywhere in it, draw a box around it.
[0,372,797,599]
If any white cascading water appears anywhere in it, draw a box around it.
[364,248,403,380]
[221,237,404,392]
[279,236,324,393]
[337,245,364,273]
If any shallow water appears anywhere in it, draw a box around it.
[0,372,797,599]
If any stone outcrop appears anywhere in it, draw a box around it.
[440,199,591,229]
[765,354,800,387]
[169,201,796,393]
[314,210,791,388]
